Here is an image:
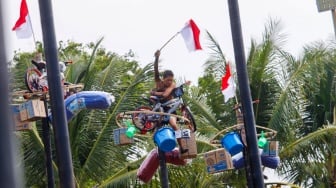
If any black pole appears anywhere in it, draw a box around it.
[158,149,169,188]
[242,144,253,187]
[41,97,55,188]
[227,0,265,187]
[0,2,23,187]
[38,0,75,187]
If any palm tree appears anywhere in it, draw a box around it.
[10,38,155,187]
[199,18,288,185]
[14,19,336,187]
[278,39,336,187]
[95,54,235,187]
[70,48,154,187]
[245,19,285,128]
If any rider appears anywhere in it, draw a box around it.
[30,52,73,95]
[150,50,189,154]
[31,52,48,91]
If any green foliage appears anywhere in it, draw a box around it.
[198,31,237,128]
[10,17,336,188]
[10,51,35,91]
[277,39,336,187]
[10,38,154,187]
[246,19,284,128]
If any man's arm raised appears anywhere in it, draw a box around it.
[154,50,160,82]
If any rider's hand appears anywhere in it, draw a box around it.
[154,50,160,58]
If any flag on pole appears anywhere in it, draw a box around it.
[12,0,33,39]
[180,19,202,52]
[222,64,236,103]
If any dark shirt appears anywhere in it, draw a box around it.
[31,60,46,72]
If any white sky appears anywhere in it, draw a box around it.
[4,0,334,84]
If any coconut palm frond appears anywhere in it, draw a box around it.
[10,52,35,91]
[111,63,154,113]
[66,58,89,84]
[280,126,336,158]
[267,91,301,144]
[205,30,226,62]
[276,50,296,88]
[246,39,257,73]
[168,157,224,188]
[184,87,222,134]
[279,126,336,187]
[77,63,153,184]
[18,124,59,187]
[82,37,105,90]
[261,18,286,50]
[195,132,219,154]
[248,18,285,81]
[292,44,336,134]
[97,169,138,188]
[203,30,226,79]
[280,160,327,188]
[272,39,336,187]
[245,19,285,127]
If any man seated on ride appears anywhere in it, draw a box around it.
[150,50,189,154]
[31,52,46,72]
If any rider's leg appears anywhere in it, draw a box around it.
[169,116,188,154]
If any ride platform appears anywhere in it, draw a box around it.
[10,83,84,131]
[11,83,84,101]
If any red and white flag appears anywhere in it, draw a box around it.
[180,19,202,52]
[221,64,236,103]
[12,0,33,39]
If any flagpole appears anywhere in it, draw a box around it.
[159,32,180,51]
[225,61,239,105]
[224,61,238,104]
[27,13,37,50]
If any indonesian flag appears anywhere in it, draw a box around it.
[12,0,33,39]
[221,64,236,103]
[180,19,202,52]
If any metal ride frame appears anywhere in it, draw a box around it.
[115,107,194,188]
[115,84,196,188]
[116,85,196,134]
[209,124,278,146]
[209,104,278,148]
[11,81,84,187]
[25,67,44,92]
[24,60,72,93]
[115,110,191,132]
[12,84,84,101]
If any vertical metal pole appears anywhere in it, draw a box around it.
[227,0,265,187]
[331,8,336,37]
[42,97,55,188]
[38,0,75,187]
[242,145,253,187]
[158,149,169,188]
[0,2,23,187]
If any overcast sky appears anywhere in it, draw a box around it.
[4,0,335,84]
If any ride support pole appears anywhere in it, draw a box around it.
[158,149,169,188]
[41,96,55,188]
[227,0,265,187]
[0,1,23,187]
[38,0,75,187]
